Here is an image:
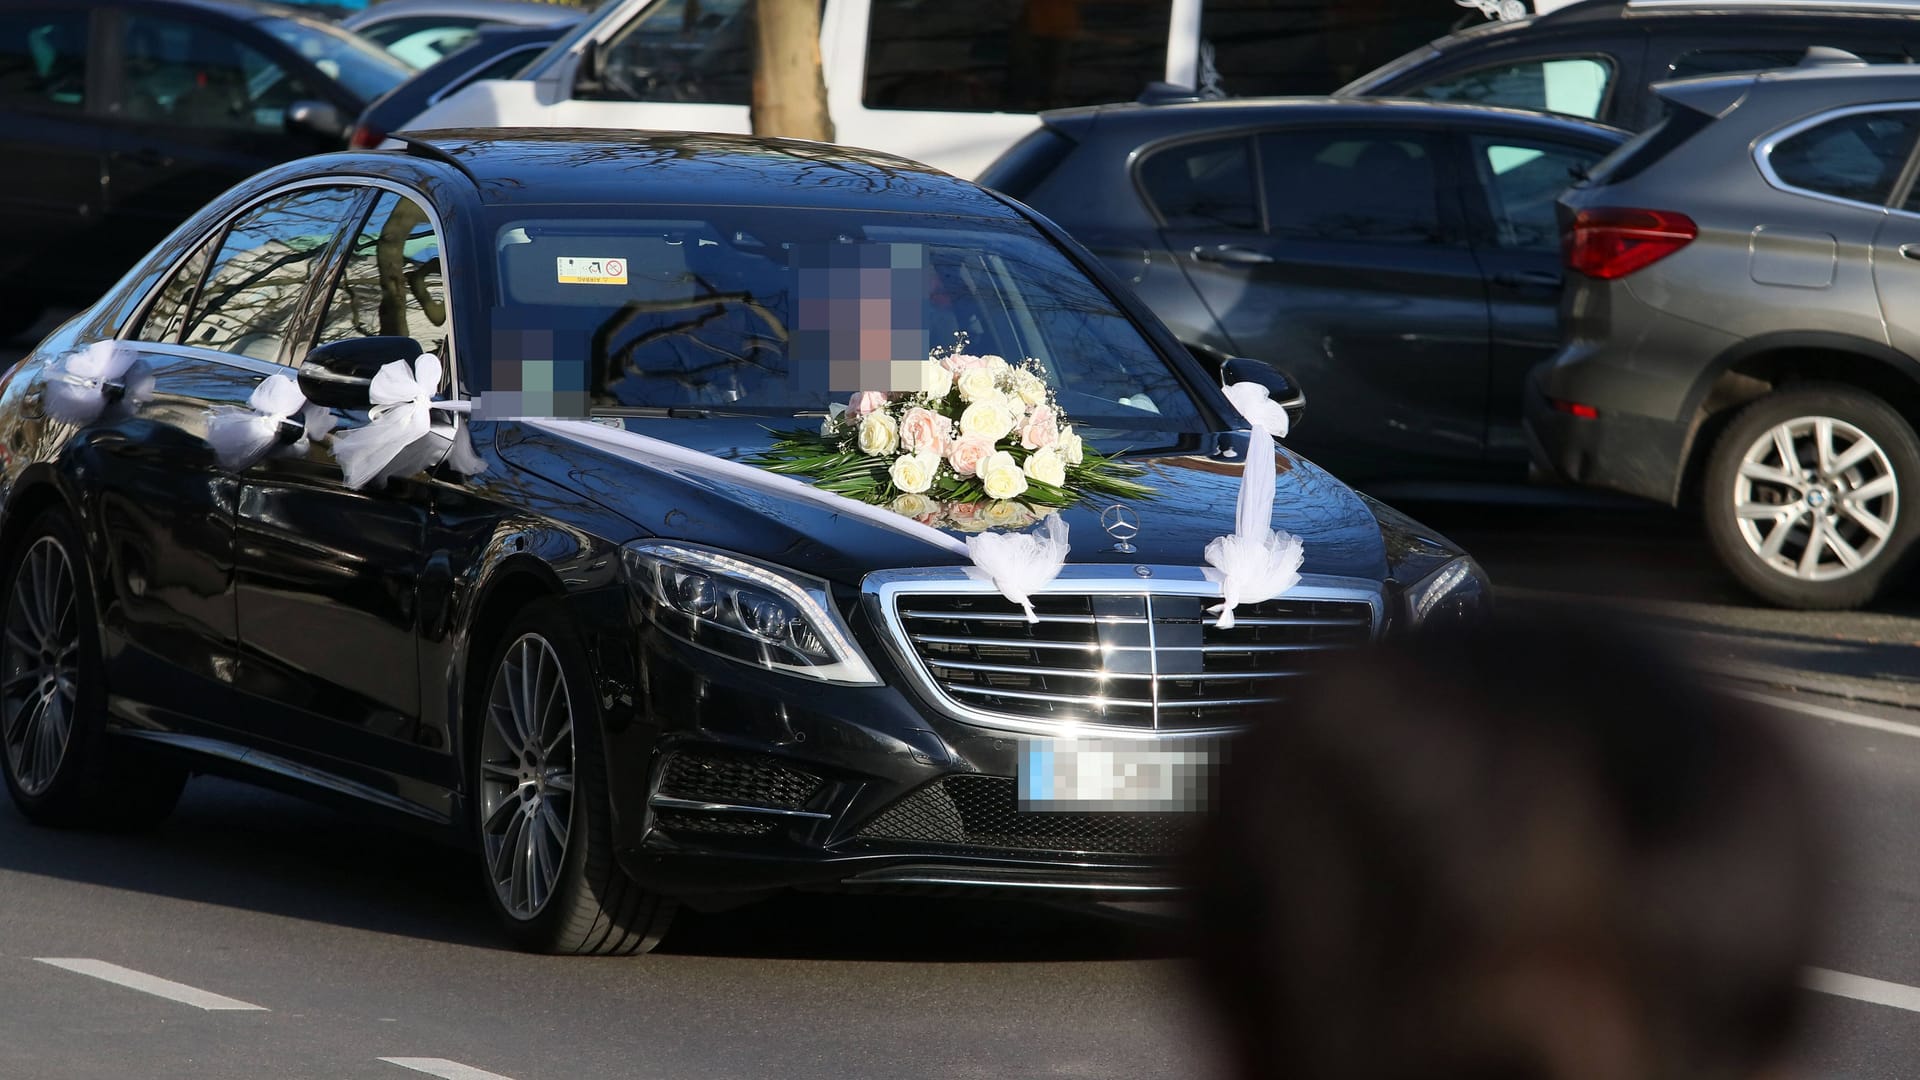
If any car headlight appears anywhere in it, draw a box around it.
[620,541,879,685]
[1404,556,1493,630]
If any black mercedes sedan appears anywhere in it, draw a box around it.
[0,131,1488,953]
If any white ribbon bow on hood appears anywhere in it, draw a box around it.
[329,353,484,490]
[965,513,1070,623]
[1203,381,1305,629]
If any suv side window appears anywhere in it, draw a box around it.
[1406,55,1613,121]
[1260,130,1450,246]
[585,0,753,105]
[1469,135,1607,252]
[0,11,87,111]
[182,186,360,361]
[1138,138,1259,231]
[864,0,1173,113]
[318,191,450,366]
[1769,110,1920,206]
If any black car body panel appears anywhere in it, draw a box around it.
[0,131,1479,902]
[980,98,1624,484]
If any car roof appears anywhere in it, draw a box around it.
[1430,0,1920,50]
[1039,96,1627,143]
[341,0,586,27]
[391,129,1024,217]
[92,0,313,18]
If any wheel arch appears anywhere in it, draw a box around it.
[1675,333,1920,505]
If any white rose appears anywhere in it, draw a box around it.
[956,367,998,404]
[980,451,1029,500]
[958,398,1016,442]
[918,360,953,399]
[888,450,939,494]
[856,410,899,456]
[890,492,934,518]
[1010,368,1049,407]
[1061,425,1084,466]
[980,354,1010,379]
[1022,445,1066,487]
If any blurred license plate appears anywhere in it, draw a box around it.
[1018,739,1213,812]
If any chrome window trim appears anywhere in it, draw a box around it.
[1753,100,1920,214]
[863,565,1384,740]
[116,174,463,401]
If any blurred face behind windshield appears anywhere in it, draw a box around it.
[478,206,1208,447]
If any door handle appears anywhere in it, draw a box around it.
[1191,244,1275,266]
[1900,243,1920,261]
[1492,269,1564,288]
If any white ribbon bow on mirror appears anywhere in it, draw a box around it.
[329,353,484,490]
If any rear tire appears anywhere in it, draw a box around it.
[471,599,675,955]
[0,509,185,828]
[1702,384,1920,609]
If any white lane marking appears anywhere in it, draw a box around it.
[1807,967,1920,1014]
[380,1058,518,1080]
[34,958,267,1011]
[1720,687,1920,741]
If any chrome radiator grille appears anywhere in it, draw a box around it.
[883,581,1377,732]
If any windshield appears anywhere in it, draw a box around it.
[484,206,1211,447]
[259,16,411,101]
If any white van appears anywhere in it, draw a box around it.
[394,0,1477,178]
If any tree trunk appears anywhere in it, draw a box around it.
[750,0,834,142]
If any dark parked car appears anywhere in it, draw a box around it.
[0,0,411,340]
[340,0,583,70]
[979,97,1624,484]
[1341,0,1920,131]
[350,24,570,149]
[1530,63,1920,610]
[0,130,1489,952]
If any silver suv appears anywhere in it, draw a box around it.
[1529,60,1920,609]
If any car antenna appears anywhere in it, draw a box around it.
[387,133,480,187]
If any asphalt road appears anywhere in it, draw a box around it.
[1,318,1918,1078]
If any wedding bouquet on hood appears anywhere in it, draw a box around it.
[752,341,1152,523]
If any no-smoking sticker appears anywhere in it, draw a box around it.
[555,256,629,286]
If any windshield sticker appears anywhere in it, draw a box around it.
[556,257,628,285]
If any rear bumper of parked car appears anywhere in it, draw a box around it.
[1523,364,1691,506]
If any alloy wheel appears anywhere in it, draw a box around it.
[2,537,80,796]
[1732,415,1899,582]
[478,633,577,921]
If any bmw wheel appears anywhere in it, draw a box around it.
[1704,384,1920,609]
[472,600,675,954]
[1,509,184,827]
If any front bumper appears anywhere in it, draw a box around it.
[1523,365,1691,506]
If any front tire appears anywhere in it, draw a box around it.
[1,509,185,828]
[471,600,675,955]
[1702,384,1920,609]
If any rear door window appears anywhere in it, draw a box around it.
[1138,137,1259,231]
[0,10,88,111]
[1468,136,1608,251]
[1259,130,1451,246]
[863,0,1172,113]
[1405,55,1614,121]
[1767,110,1920,206]
[181,186,361,362]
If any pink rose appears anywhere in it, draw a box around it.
[949,501,980,519]
[898,406,952,456]
[848,390,889,417]
[940,353,989,375]
[1019,404,1059,451]
[946,434,995,477]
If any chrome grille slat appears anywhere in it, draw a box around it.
[883,576,1379,734]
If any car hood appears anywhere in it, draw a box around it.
[495,418,1413,586]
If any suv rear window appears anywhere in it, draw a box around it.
[1768,110,1920,205]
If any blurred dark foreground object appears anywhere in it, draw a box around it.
[1190,615,1824,1080]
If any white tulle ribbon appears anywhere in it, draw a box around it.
[207,374,312,471]
[1203,381,1306,629]
[45,340,145,424]
[328,353,482,489]
[964,513,1070,623]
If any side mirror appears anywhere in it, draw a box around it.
[1185,342,1306,432]
[573,38,604,96]
[298,336,421,410]
[1222,356,1305,432]
[286,99,349,144]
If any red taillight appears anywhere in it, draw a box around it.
[1551,398,1599,420]
[348,123,385,150]
[1564,207,1697,280]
